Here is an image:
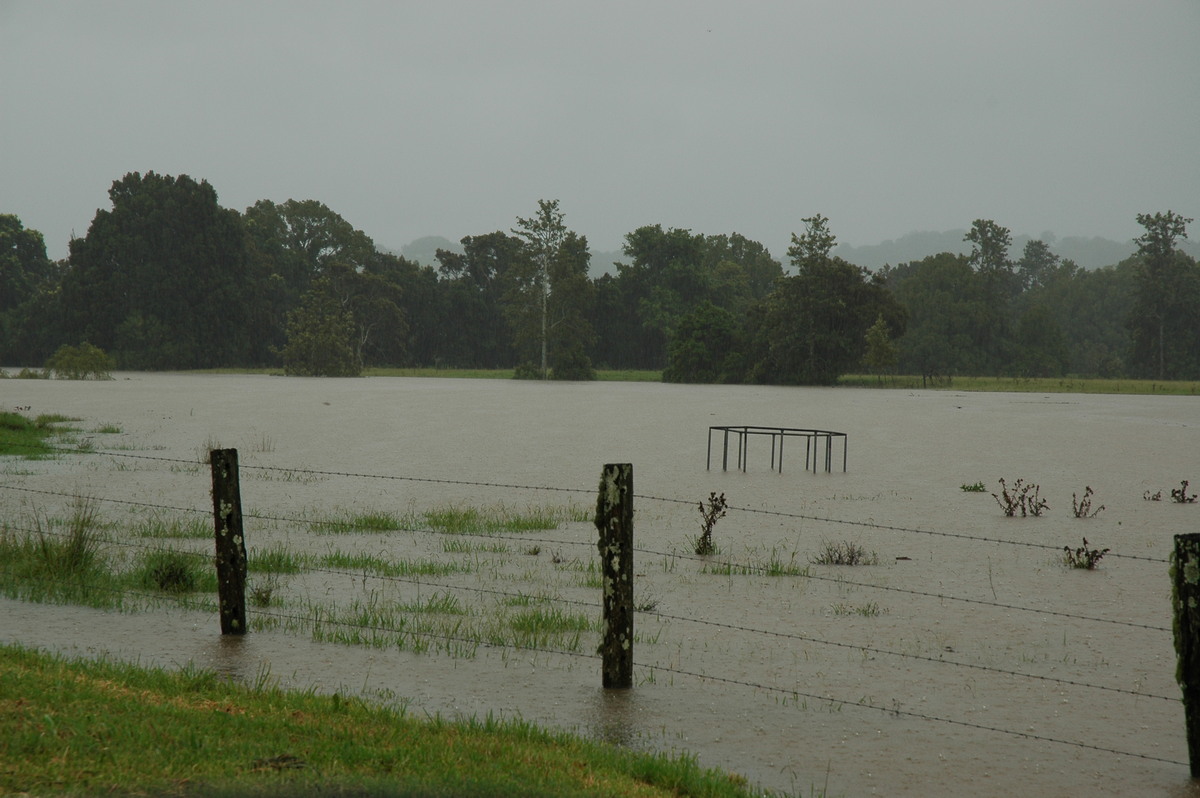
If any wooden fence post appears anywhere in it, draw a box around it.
[1174,533,1200,777]
[210,448,248,635]
[595,463,633,689]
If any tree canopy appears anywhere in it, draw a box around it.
[3,171,1195,383]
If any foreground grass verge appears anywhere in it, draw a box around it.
[0,643,770,798]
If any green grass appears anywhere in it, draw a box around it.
[703,548,811,577]
[318,550,470,577]
[423,501,589,535]
[0,642,769,797]
[132,515,211,539]
[838,373,1200,395]
[248,542,308,574]
[127,548,217,594]
[308,510,408,534]
[0,501,223,609]
[0,411,80,458]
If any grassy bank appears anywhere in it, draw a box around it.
[0,643,772,797]
[837,374,1200,395]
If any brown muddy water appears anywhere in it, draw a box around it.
[2,373,1199,797]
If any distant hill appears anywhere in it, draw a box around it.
[399,236,460,268]
[834,231,1200,272]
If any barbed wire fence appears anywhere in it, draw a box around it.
[0,440,1189,771]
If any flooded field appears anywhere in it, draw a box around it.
[2,373,1198,796]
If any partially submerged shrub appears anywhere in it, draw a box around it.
[1144,481,1197,503]
[993,478,1049,517]
[960,481,987,493]
[809,540,879,566]
[1172,480,1197,504]
[44,343,114,380]
[1063,537,1110,570]
[693,491,727,556]
[1072,486,1105,518]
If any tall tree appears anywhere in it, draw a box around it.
[61,172,269,369]
[0,215,56,314]
[964,219,1017,371]
[0,215,63,362]
[510,200,565,377]
[435,232,522,368]
[278,274,360,376]
[510,200,593,379]
[544,231,596,379]
[753,216,904,385]
[244,198,376,304]
[1016,239,1060,292]
[1129,211,1197,380]
[615,225,710,368]
[884,252,986,380]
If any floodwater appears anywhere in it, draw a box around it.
[2,373,1199,797]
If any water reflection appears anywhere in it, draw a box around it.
[197,634,251,680]
[587,687,643,748]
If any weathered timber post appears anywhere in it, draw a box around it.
[1175,534,1200,776]
[595,463,633,689]
[210,448,248,635]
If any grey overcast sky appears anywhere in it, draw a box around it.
[2,0,1198,262]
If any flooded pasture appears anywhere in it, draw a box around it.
[2,373,1198,797]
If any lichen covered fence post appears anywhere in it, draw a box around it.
[1173,533,1200,776]
[595,463,633,689]
[210,448,248,635]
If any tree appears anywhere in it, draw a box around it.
[663,302,745,383]
[545,231,596,379]
[60,172,270,369]
[1012,302,1068,377]
[278,275,360,376]
[243,198,375,300]
[752,216,904,385]
[435,232,523,368]
[885,252,986,381]
[862,313,899,380]
[509,200,594,379]
[1129,211,1196,380]
[1027,259,1133,377]
[0,215,63,364]
[0,215,57,314]
[964,219,1018,371]
[617,225,710,368]
[1016,239,1060,292]
[511,200,567,378]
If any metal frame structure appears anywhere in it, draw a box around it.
[706,425,848,474]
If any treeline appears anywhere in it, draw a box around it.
[2,171,1197,382]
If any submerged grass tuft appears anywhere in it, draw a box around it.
[423,502,589,535]
[809,540,879,566]
[310,511,408,534]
